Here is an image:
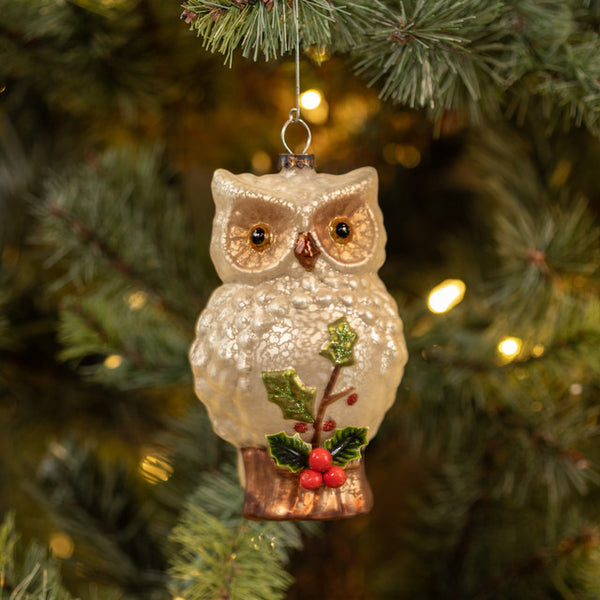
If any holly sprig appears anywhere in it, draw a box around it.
[324,426,368,466]
[267,426,368,472]
[319,317,358,367]
[263,317,368,476]
[266,432,312,473]
[262,369,315,423]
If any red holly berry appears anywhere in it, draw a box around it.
[294,422,308,433]
[323,419,336,432]
[309,448,332,472]
[347,393,358,406]
[323,465,347,488]
[300,469,323,490]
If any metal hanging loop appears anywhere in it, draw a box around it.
[281,108,312,155]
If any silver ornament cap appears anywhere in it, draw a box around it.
[278,153,315,171]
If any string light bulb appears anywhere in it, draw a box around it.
[497,337,522,359]
[126,290,147,310]
[427,279,466,313]
[140,453,174,484]
[299,89,328,124]
[569,383,583,396]
[300,89,322,110]
[50,532,74,559]
[251,151,271,173]
[532,344,545,357]
[104,354,123,369]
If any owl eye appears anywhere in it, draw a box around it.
[248,223,271,251]
[329,217,353,244]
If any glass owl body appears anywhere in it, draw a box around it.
[190,161,408,520]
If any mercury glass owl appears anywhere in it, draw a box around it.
[190,158,408,520]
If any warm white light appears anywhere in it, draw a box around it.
[570,383,583,396]
[300,89,322,110]
[427,279,466,313]
[104,354,123,369]
[498,337,522,358]
[126,290,147,310]
[251,150,271,173]
[532,344,545,357]
[50,532,74,559]
[140,453,173,484]
[383,143,422,169]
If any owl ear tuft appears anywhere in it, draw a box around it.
[212,168,271,209]
[345,166,379,205]
[212,169,240,209]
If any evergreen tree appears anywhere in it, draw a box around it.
[1,1,600,598]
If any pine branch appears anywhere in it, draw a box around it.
[0,513,77,600]
[399,271,600,515]
[33,441,169,598]
[1,0,159,120]
[467,527,599,600]
[504,2,600,135]
[34,146,213,390]
[180,0,600,134]
[170,466,312,600]
[56,285,193,390]
[464,123,600,334]
[355,0,506,124]
[181,0,353,64]
[38,146,208,321]
[46,203,185,323]
[152,403,233,510]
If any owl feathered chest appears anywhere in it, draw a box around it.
[190,272,401,379]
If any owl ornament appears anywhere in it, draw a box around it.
[190,154,408,520]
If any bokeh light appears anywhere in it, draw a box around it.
[427,279,466,313]
[497,337,522,359]
[104,354,123,369]
[50,532,75,559]
[300,89,322,110]
[140,453,174,484]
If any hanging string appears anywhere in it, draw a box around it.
[280,0,312,155]
[293,0,301,121]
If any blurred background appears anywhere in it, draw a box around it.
[2,1,600,599]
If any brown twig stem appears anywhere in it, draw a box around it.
[310,364,355,447]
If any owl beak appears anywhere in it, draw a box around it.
[294,232,320,271]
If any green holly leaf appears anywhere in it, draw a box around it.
[266,432,311,473]
[319,317,358,366]
[324,426,369,467]
[262,369,315,423]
